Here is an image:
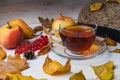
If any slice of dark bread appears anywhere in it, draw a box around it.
[78,0,120,42]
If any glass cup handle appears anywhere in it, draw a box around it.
[49,30,61,44]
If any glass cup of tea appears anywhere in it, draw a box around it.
[50,23,97,58]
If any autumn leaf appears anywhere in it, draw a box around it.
[111,48,120,53]
[92,61,114,80]
[6,73,47,80]
[90,2,103,11]
[38,17,54,29]
[69,71,86,80]
[38,44,50,56]
[104,35,117,46]
[43,56,71,75]
[43,27,51,34]
[33,26,43,33]
[0,47,6,60]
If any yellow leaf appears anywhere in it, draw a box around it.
[43,28,50,34]
[6,73,35,80]
[104,36,117,46]
[92,61,114,80]
[90,2,103,11]
[43,56,71,75]
[0,47,6,60]
[111,48,120,53]
[69,71,86,80]
[54,31,60,38]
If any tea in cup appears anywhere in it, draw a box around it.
[59,24,97,55]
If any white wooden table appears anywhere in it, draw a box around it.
[0,0,120,80]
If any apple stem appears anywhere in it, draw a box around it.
[7,22,12,29]
[60,14,64,20]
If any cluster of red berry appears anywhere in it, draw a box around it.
[15,35,48,54]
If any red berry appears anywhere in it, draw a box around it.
[14,35,48,54]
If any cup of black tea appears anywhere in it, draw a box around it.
[59,23,97,55]
[50,23,97,57]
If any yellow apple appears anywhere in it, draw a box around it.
[52,15,75,30]
[0,23,24,49]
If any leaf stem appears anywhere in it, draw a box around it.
[60,14,64,20]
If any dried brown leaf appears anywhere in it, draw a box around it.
[33,26,43,33]
[38,44,50,56]
[38,17,54,29]
[30,32,43,39]
[7,54,29,71]
[0,54,29,80]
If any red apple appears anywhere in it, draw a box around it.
[52,15,75,30]
[0,23,24,49]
